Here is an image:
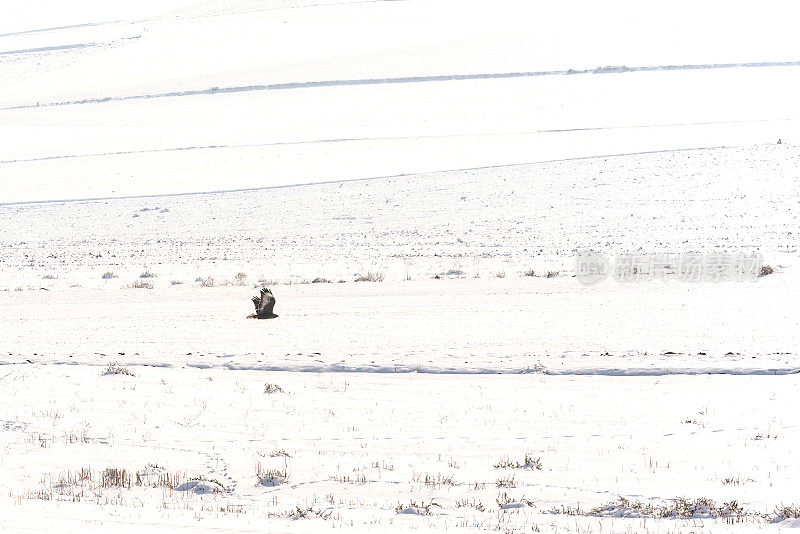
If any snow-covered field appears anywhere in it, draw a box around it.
[2,0,800,531]
[2,367,800,532]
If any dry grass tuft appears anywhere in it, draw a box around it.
[264,383,286,394]
[103,363,135,376]
[354,271,385,282]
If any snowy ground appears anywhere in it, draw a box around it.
[2,0,800,532]
[2,367,800,533]
[1,276,800,376]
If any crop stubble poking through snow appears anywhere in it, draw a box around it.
[1,145,798,288]
[2,367,800,531]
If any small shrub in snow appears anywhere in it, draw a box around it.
[772,504,800,522]
[494,454,542,470]
[101,468,131,488]
[42,274,57,280]
[103,363,135,376]
[721,476,743,486]
[290,506,311,519]
[64,429,90,444]
[496,492,534,509]
[288,505,333,520]
[455,498,485,512]
[312,277,332,283]
[494,457,515,469]
[524,454,543,469]
[421,473,456,487]
[522,267,536,277]
[395,500,440,515]
[354,271,384,282]
[496,270,506,278]
[135,464,184,489]
[199,276,215,287]
[551,505,587,516]
[170,280,182,285]
[101,271,117,279]
[545,270,559,278]
[128,280,153,289]
[521,362,548,374]
[256,461,288,486]
[760,265,774,277]
[233,272,248,285]
[139,270,157,278]
[264,383,285,394]
[329,472,367,484]
[495,474,517,488]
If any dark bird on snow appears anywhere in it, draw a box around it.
[249,287,278,319]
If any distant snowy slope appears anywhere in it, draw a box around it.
[3,1,799,106]
[2,0,799,202]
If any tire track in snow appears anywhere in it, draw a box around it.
[4,59,800,110]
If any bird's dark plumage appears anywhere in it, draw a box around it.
[250,287,278,319]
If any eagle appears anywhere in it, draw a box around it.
[249,287,278,319]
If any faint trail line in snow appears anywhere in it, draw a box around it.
[3,360,799,376]
[0,43,97,56]
[0,144,745,207]
[538,117,792,133]
[0,135,493,165]
[3,119,783,166]
[0,22,118,38]
[4,59,800,110]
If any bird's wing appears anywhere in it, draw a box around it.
[260,288,275,315]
